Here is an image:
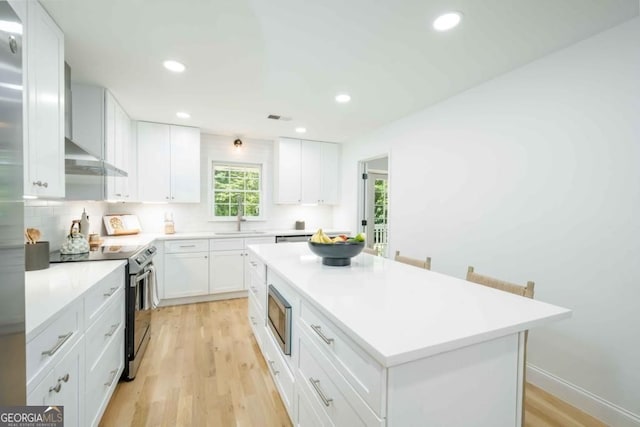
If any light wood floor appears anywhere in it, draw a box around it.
[100,299,606,427]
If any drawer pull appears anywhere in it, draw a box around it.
[41,332,73,357]
[250,286,258,294]
[309,377,333,407]
[250,261,257,267]
[178,245,196,248]
[267,360,279,375]
[105,322,121,337]
[250,316,257,326]
[103,287,119,297]
[49,382,61,393]
[58,373,70,383]
[104,369,118,387]
[310,325,334,345]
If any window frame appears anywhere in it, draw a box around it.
[208,161,265,222]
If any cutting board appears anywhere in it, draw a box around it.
[103,214,141,236]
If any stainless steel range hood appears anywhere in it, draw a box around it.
[64,62,127,177]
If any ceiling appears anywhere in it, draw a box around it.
[43,0,638,143]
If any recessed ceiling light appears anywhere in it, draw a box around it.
[295,127,307,134]
[335,93,351,103]
[176,112,190,119]
[163,60,186,73]
[433,12,462,31]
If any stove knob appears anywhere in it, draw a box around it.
[148,246,156,253]
[136,256,144,264]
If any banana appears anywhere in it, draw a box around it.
[310,228,333,244]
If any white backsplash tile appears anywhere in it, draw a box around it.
[24,201,108,251]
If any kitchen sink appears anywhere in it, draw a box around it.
[215,231,268,236]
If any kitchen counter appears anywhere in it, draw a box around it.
[100,229,351,246]
[25,260,125,340]
[248,242,571,367]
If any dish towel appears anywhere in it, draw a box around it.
[146,264,160,309]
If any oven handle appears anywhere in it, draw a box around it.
[130,270,151,287]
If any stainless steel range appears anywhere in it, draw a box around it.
[51,244,156,380]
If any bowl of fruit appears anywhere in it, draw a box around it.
[308,229,365,266]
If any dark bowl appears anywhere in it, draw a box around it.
[308,241,364,266]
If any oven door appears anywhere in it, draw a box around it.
[126,265,152,379]
[267,285,292,355]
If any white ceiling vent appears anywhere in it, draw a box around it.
[267,114,292,121]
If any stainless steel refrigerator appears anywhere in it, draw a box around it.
[0,0,26,405]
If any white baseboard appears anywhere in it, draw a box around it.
[527,364,640,427]
[159,291,248,307]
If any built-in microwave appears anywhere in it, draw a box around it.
[267,285,292,356]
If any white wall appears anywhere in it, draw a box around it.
[334,18,640,423]
[110,134,335,233]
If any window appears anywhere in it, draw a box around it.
[211,163,262,219]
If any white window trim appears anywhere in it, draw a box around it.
[208,160,266,222]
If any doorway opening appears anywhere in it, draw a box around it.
[358,155,389,256]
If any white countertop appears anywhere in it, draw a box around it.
[248,242,572,367]
[25,261,126,340]
[99,229,351,245]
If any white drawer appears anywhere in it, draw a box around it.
[263,327,295,420]
[299,300,386,417]
[247,250,266,282]
[298,336,383,427]
[209,238,244,251]
[85,289,125,371]
[26,301,82,386]
[165,239,209,253]
[84,266,124,326]
[86,328,124,427]
[297,377,331,427]
[248,293,265,350]
[248,268,266,312]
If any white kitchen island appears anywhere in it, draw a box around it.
[246,242,571,427]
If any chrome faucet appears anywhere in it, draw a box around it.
[237,197,247,231]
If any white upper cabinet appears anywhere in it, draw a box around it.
[137,122,200,203]
[169,125,200,203]
[274,138,340,205]
[24,1,65,198]
[69,85,134,201]
[105,92,133,200]
[274,138,301,203]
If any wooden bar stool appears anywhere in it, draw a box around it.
[394,251,431,270]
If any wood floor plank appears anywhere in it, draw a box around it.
[100,298,605,427]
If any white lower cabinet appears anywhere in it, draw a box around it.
[165,252,209,298]
[27,264,125,427]
[28,338,84,427]
[263,325,296,420]
[85,328,124,427]
[209,250,244,293]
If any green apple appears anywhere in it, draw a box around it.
[355,233,365,242]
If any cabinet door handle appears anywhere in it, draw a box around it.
[105,322,120,337]
[310,325,334,345]
[43,182,48,188]
[115,193,122,197]
[250,316,257,326]
[250,261,257,267]
[58,373,70,383]
[42,332,73,356]
[250,286,258,294]
[49,382,61,393]
[103,287,119,297]
[267,360,279,375]
[33,180,41,187]
[179,245,196,248]
[104,369,118,387]
[309,377,333,407]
